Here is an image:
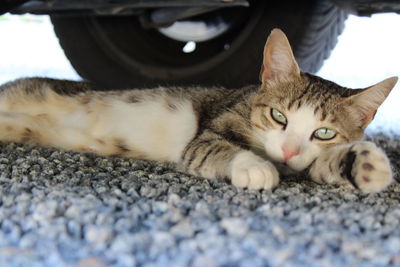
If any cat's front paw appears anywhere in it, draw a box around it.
[343,142,392,193]
[230,151,279,190]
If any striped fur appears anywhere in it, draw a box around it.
[0,29,396,193]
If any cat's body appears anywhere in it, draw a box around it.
[0,77,254,162]
[0,29,397,193]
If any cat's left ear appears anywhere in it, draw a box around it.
[344,77,398,128]
[260,28,301,84]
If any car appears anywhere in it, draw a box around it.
[1,0,399,89]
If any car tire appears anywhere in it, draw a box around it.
[51,0,347,89]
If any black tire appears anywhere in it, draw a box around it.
[51,0,347,89]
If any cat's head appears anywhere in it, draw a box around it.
[251,29,398,172]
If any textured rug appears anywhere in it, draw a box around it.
[0,133,399,267]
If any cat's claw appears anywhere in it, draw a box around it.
[230,151,279,190]
[350,142,393,193]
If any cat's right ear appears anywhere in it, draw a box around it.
[260,29,301,84]
[343,76,398,128]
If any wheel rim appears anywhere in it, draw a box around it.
[158,15,231,43]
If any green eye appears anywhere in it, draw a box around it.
[271,108,287,125]
[314,128,337,140]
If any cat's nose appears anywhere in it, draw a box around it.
[282,146,300,162]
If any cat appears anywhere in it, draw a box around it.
[0,29,397,193]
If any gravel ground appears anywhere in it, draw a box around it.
[0,133,399,267]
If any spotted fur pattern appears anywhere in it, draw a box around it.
[0,29,396,193]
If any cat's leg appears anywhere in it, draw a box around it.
[181,130,279,190]
[0,111,95,152]
[309,141,392,193]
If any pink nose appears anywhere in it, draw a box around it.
[282,146,300,162]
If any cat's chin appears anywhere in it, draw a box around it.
[260,153,305,173]
[273,160,310,174]
[274,162,297,175]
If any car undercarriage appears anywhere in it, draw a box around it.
[1,0,399,88]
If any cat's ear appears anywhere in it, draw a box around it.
[344,77,398,128]
[259,28,301,84]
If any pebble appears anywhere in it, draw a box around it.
[220,218,249,238]
[77,257,108,267]
[171,219,195,238]
[85,226,113,245]
[65,205,81,218]
[192,255,218,267]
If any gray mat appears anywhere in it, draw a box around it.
[0,133,399,267]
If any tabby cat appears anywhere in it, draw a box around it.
[0,29,397,193]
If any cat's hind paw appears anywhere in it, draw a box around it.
[230,151,280,190]
[343,142,392,193]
